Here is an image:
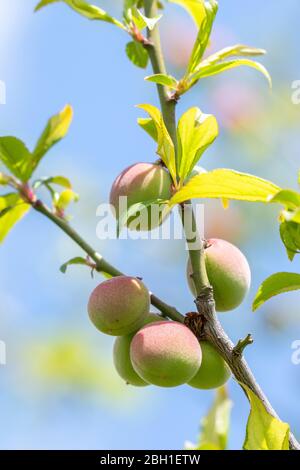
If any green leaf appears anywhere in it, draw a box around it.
[0,172,11,185]
[169,0,206,28]
[35,0,125,30]
[60,256,89,273]
[0,137,32,182]
[170,169,280,206]
[186,386,232,450]
[242,384,290,450]
[0,193,30,243]
[33,175,72,190]
[187,0,218,74]
[55,189,79,211]
[270,189,300,210]
[188,58,272,88]
[32,105,73,170]
[280,221,300,260]
[145,74,178,89]
[177,107,218,182]
[137,118,158,142]
[126,41,149,68]
[253,272,300,311]
[137,104,177,183]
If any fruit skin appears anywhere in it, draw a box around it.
[187,238,251,312]
[113,313,166,387]
[109,162,172,231]
[88,276,150,336]
[130,321,202,387]
[188,341,231,390]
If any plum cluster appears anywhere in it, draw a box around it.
[86,163,251,389]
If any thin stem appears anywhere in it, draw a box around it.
[143,0,300,450]
[33,200,184,323]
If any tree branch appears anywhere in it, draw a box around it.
[33,200,184,323]
[143,0,300,450]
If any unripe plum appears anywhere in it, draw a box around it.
[88,276,150,336]
[187,238,251,311]
[130,321,202,387]
[110,162,172,231]
[113,313,166,387]
[188,341,231,389]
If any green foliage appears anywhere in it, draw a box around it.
[170,169,280,206]
[0,137,32,182]
[126,41,149,68]
[253,272,300,311]
[186,386,232,450]
[60,256,90,274]
[0,193,30,243]
[169,0,206,28]
[145,74,178,89]
[35,0,126,30]
[137,118,158,141]
[33,175,72,190]
[242,384,290,450]
[280,221,300,260]
[33,105,73,168]
[54,188,79,212]
[137,104,177,183]
[177,107,218,182]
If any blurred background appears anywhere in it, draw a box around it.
[0,0,300,450]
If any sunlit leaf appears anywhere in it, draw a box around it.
[188,58,271,88]
[170,169,280,206]
[126,41,149,68]
[270,189,300,210]
[0,193,30,243]
[242,384,290,450]
[187,0,218,73]
[137,104,176,183]
[60,256,89,273]
[253,272,300,311]
[32,105,73,169]
[33,175,72,190]
[137,118,158,141]
[185,386,232,450]
[169,0,206,28]
[55,189,79,211]
[0,172,11,185]
[145,74,178,89]
[35,0,125,29]
[177,107,218,182]
[0,137,32,182]
[280,221,300,261]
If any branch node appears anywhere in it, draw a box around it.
[233,334,254,357]
[184,312,206,339]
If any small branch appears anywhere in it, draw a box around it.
[233,334,254,357]
[32,200,184,323]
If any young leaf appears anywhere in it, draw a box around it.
[188,58,272,88]
[185,386,232,450]
[280,221,300,260]
[170,169,280,206]
[133,9,162,31]
[270,189,300,210]
[242,384,290,450]
[0,172,12,185]
[55,189,79,211]
[60,256,89,274]
[126,41,149,68]
[33,175,72,190]
[32,105,73,169]
[0,137,32,182]
[35,0,126,30]
[177,107,218,182]
[169,0,206,28]
[137,104,177,183]
[145,74,178,89]
[203,44,266,64]
[0,193,30,243]
[137,118,158,142]
[187,0,218,74]
[252,272,300,311]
